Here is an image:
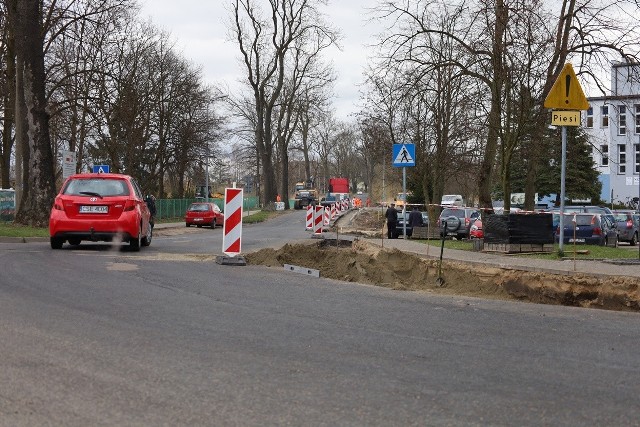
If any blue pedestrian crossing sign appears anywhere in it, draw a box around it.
[92,165,110,173]
[392,143,415,167]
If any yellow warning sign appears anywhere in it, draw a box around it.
[544,63,589,111]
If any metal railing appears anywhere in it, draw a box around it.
[0,195,262,222]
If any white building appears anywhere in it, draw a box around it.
[583,61,640,207]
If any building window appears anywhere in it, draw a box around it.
[636,144,640,174]
[601,144,609,166]
[635,105,640,134]
[601,105,609,127]
[586,107,593,128]
[618,144,626,174]
[618,105,627,135]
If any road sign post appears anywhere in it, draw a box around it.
[544,63,590,252]
[392,143,416,239]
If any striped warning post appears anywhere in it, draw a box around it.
[222,188,243,256]
[342,199,348,211]
[314,205,324,235]
[306,204,313,230]
[331,203,337,219]
[323,206,330,226]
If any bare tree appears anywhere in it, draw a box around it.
[311,110,337,192]
[45,0,133,182]
[231,0,338,207]
[295,82,331,188]
[357,117,387,197]
[375,0,640,212]
[274,41,336,208]
[522,0,640,210]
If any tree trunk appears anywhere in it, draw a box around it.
[477,0,507,213]
[1,29,16,189]
[9,0,57,226]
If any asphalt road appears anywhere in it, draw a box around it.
[1,210,640,426]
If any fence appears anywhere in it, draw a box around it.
[155,196,260,220]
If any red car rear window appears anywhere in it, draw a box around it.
[63,178,129,196]
[188,204,210,212]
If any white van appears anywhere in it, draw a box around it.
[441,194,464,207]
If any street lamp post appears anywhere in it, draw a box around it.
[205,142,213,203]
[205,155,209,203]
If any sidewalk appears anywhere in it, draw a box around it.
[362,236,640,279]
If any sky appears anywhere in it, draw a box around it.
[138,0,380,121]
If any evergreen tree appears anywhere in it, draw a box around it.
[535,126,602,205]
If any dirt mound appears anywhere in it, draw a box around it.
[246,239,640,312]
[333,208,385,237]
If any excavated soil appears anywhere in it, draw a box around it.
[245,209,640,312]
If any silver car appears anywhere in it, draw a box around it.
[612,210,639,246]
[438,207,481,240]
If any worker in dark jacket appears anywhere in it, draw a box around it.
[409,206,424,227]
[145,195,157,228]
[385,203,398,239]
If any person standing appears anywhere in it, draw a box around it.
[385,203,398,239]
[409,206,423,227]
[408,206,424,238]
[145,195,157,228]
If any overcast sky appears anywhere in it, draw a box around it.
[138,0,380,121]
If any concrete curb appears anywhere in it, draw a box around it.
[0,236,48,243]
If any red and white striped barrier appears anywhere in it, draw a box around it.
[314,205,324,235]
[341,199,348,212]
[306,204,313,230]
[222,188,243,256]
[324,206,330,226]
[331,203,337,219]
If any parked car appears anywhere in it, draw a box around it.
[551,206,616,235]
[555,213,618,246]
[438,207,481,239]
[612,210,639,246]
[441,194,464,207]
[560,205,615,220]
[185,202,224,228]
[49,173,152,250]
[469,218,483,239]
[393,210,429,238]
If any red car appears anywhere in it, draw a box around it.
[469,218,483,239]
[185,202,224,228]
[49,173,153,251]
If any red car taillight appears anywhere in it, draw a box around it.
[124,200,137,212]
[53,198,63,210]
[590,215,602,235]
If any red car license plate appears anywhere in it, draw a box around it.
[80,205,108,214]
